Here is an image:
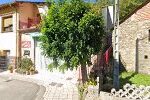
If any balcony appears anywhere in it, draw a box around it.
[19,17,41,30]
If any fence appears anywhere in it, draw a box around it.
[85,83,150,100]
[111,83,150,100]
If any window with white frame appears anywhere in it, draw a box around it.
[2,15,13,32]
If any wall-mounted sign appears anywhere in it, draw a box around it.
[22,41,31,48]
[24,50,30,56]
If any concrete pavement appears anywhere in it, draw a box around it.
[0,76,45,100]
[0,70,79,100]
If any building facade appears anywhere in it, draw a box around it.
[0,0,48,71]
[115,0,150,74]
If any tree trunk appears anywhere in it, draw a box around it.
[81,63,88,84]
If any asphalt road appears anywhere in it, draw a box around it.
[0,76,45,100]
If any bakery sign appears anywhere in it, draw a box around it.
[22,41,31,48]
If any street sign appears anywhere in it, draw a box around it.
[22,41,31,48]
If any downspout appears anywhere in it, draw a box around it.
[135,38,139,73]
[33,37,36,67]
[15,1,19,68]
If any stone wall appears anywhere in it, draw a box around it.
[118,18,138,71]
[113,2,150,74]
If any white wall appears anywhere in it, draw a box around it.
[21,34,34,61]
[0,13,17,56]
[102,6,114,31]
[37,5,48,15]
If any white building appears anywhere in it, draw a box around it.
[0,0,48,71]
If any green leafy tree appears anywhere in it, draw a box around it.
[94,0,146,20]
[40,0,105,83]
[91,0,112,15]
[119,0,147,20]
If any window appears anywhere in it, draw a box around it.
[144,55,148,59]
[24,50,30,56]
[2,16,13,32]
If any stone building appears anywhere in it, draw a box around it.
[116,0,150,74]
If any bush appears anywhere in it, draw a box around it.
[17,57,34,74]
[78,83,88,100]
[8,65,13,73]
[30,66,35,71]
[8,65,13,70]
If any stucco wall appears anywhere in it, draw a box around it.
[18,3,40,28]
[21,34,34,61]
[115,2,150,74]
[0,11,17,57]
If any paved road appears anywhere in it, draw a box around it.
[0,76,45,100]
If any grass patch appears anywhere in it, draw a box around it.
[120,71,150,87]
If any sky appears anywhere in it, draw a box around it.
[0,0,45,5]
[0,0,97,5]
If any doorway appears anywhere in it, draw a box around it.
[0,50,10,71]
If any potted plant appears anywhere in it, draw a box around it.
[26,69,30,75]
[17,57,34,74]
[29,66,35,75]
[8,65,13,73]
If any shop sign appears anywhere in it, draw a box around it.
[22,41,31,48]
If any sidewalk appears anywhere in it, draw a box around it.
[0,70,79,100]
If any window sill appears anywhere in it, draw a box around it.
[1,31,13,33]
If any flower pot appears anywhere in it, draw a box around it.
[10,70,13,73]
[30,71,34,75]
[26,71,30,75]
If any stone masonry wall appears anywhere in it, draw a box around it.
[137,20,150,74]
[118,18,138,71]
[113,2,150,74]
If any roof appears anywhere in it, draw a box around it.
[0,0,45,6]
[120,0,150,24]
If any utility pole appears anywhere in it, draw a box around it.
[113,0,120,90]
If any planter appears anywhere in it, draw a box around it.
[9,70,13,73]
[8,65,13,73]
[26,71,30,75]
[30,71,34,75]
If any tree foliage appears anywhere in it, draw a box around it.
[93,0,146,20]
[90,0,112,15]
[119,0,147,20]
[40,0,105,82]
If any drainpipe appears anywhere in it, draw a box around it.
[34,37,36,67]
[135,38,139,73]
[15,2,20,69]
[113,0,120,90]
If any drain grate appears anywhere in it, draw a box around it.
[66,77,72,80]
[56,83,63,87]
[49,82,57,86]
